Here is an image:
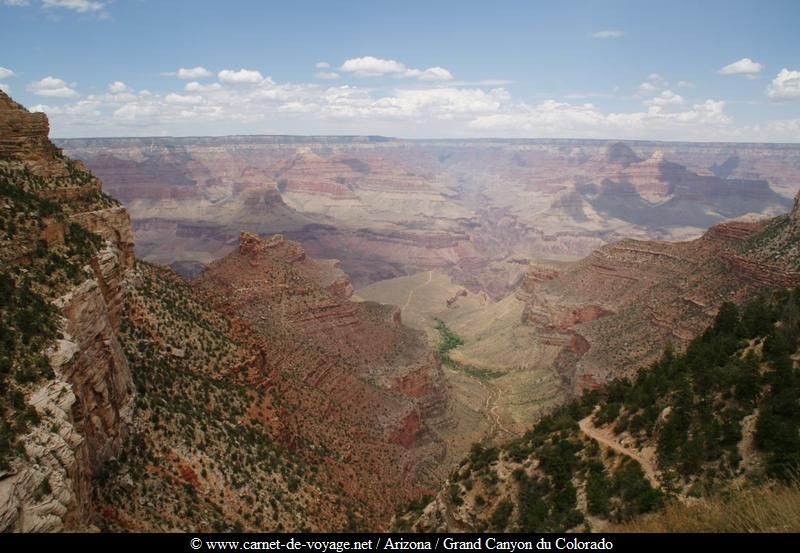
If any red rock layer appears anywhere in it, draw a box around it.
[192,232,451,525]
[519,212,800,395]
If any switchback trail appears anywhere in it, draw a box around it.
[480,379,512,438]
[578,415,660,488]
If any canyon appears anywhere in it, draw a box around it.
[59,136,798,293]
[4,88,800,533]
[0,92,469,531]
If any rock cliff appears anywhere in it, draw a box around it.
[0,91,134,532]
[517,198,800,394]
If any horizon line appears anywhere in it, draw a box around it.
[52,134,800,147]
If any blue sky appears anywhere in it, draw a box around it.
[1,0,799,140]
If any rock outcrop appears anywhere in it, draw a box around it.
[0,91,134,532]
[517,201,800,394]
[190,232,454,524]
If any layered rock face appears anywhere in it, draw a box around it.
[59,137,798,292]
[0,91,134,532]
[0,94,63,177]
[191,232,455,523]
[516,202,800,394]
[2,94,465,531]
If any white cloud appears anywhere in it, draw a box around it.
[340,56,408,77]
[27,76,78,98]
[315,71,340,80]
[42,0,105,13]
[718,57,762,75]
[362,87,507,119]
[3,0,31,6]
[766,68,800,101]
[218,68,264,84]
[0,67,14,80]
[339,56,455,81]
[468,97,731,140]
[451,79,513,86]
[0,83,9,94]
[592,30,624,39]
[644,90,685,107]
[113,103,158,121]
[185,81,222,92]
[637,73,668,95]
[416,66,454,81]
[677,80,695,88]
[108,81,130,93]
[177,66,212,80]
[28,66,800,142]
[316,61,330,69]
[165,93,202,105]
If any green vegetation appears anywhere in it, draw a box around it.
[95,262,322,532]
[489,498,513,530]
[614,477,800,532]
[401,288,800,532]
[1,165,108,470]
[596,291,800,486]
[433,318,503,380]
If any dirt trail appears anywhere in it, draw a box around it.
[578,415,660,488]
[401,270,432,313]
[738,409,760,474]
[466,376,512,440]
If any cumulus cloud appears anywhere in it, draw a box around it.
[177,66,212,80]
[644,90,685,107]
[26,65,800,142]
[340,56,407,77]
[316,61,330,69]
[108,81,130,93]
[165,93,202,105]
[218,68,264,84]
[42,0,105,13]
[339,56,454,81]
[469,97,731,140]
[416,67,454,81]
[637,73,668,95]
[315,71,340,80]
[185,81,222,92]
[365,87,507,119]
[113,102,158,121]
[718,57,762,76]
[592,30,624,39]
[766,68,800,101]
[0,67,14,80]
[677,80,695,88]
[27,76,78,98]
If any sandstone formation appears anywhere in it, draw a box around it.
[357,194,800,438]
[194,232,460,497]
[0,91,134,532]
[59,136,798,291]
[513,196,800,395]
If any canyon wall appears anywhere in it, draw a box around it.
[0,92,134,532]
[59,137,799,292]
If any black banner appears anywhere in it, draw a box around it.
[0,533,797,552]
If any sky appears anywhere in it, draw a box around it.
[1,0,799,141]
